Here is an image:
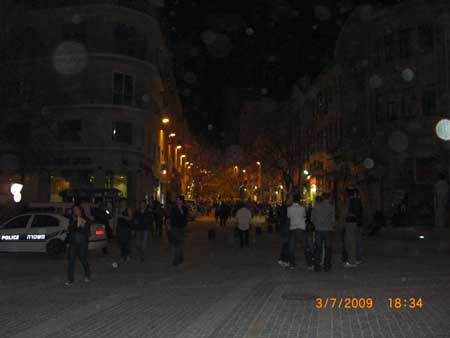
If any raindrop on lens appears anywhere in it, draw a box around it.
[401,68,414,82]
[246,27,255,35]
[112,262,118,268]
[388,131,409,153]
[53,41,88,76]
[72,14,83,24]
[202,30,217,45]
[435,119,450,141]
[314,5,331,21]
[363,158,375,169]
[369,75,383,89]
[208,124,214,131]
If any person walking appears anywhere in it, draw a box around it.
[169,195,188,266]
[236,202,252,248]
[153,200,165,238]
[311,193,335,272]
[133,200,152,262]
[343,189,363,268]
[117,198,133,262]
[287,194,313,270]
[277,194,292,267]
[219,202,230,227]
[66,205,91,286]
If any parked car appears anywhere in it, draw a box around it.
[0,213,107,258]
[185,200,198,221]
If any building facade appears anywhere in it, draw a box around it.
[0,0,185,205]
[294,0,450,226]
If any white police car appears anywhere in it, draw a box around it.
[0,213,107,258]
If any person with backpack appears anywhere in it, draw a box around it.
[65,205,91,286]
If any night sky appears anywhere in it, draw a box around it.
[164,0,400,144]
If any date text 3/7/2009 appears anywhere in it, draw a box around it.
[315,297,424,309]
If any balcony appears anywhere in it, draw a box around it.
[30,0,162,17]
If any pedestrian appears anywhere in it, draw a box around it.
[342,189,363,268]
[169,195,188,266]
[65,205,91,286]
[214,202,221,224]
[277,194,292,267]
[219,202,230,227]
[311,193,335,272]
[133,200,152,262]
[287,193,313,270]
[117,198,133,262]
[236,202,252,248]
[153,200,165,238]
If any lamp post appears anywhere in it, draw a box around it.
[167,133,176,173]
[256,161,262,201]
[175,145,182,169]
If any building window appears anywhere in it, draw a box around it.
[63,23,86,42]
[401,88,416,118]
[58,120,82,142]
[398,29,412,59]
[50,176,70,202]
[384,32,394,63]
[112,122,132,144]
[418,24,434,53]
[114,23,147,60]
[375,93,385,123]
[113,72,133,105]
[105,174,128,198]
[422,85,437,116]
[387,101,398,121]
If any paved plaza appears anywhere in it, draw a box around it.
[1,217,450,338]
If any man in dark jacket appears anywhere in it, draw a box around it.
[169,195,188,266]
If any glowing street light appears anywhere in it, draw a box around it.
[256,161,261,166]
[303,169,309,175]
[162,117,170,124]
[169,133,176,138]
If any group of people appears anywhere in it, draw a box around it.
[276,189,364,272]
[65,195,189,286]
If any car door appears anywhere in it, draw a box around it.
[28,214,64,253]
[0,215,33,252]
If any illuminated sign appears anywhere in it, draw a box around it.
[0,234,46,241]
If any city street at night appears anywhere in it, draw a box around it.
[1,218,450,338]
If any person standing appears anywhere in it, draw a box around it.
[117,198,133,262]
[278,194,292,267]
[169,195,188,266]
[434,174,449,228]
[287,194,313,270]
[152,200,164,238]
[66,205,91,286]
[311,193,335,272]
[133,200,152,262]
[236,202,252,248]
[343,189,363,268]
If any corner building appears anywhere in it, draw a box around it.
[0,0,183,205]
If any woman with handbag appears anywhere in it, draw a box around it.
[66,205,91,286]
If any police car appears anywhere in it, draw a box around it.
[0,213,107,258]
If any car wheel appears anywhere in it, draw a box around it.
[46,239,66,258]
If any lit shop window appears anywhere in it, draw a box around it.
[106,175,128,198]
[50,176,70,202]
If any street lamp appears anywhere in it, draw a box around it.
[303,169,309,175]
[169,133,176,138]
[180,154,186,168]
[175,145,182,168]
[162,117,170,124]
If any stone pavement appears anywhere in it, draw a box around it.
[1,217,450,338]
